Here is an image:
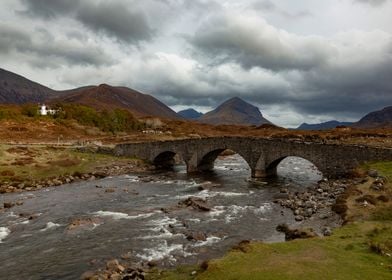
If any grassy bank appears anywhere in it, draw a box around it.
[148,162,392,280]
[0,144,143,187]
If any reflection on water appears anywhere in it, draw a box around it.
[0,155,322,280]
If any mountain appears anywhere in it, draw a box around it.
[354,106,392,128]
[0,68,180,119]
[0,68,57,103]
[178,108,203,120]
[199,97,272,126]
[297,120,353,130]
[52,84,180,119]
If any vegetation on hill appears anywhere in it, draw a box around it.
[0,104,145,133]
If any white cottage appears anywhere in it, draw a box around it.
[39,104,57,116]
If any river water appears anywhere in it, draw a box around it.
[0,155,325,280]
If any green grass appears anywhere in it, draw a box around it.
[363,161,392,180]
[149,222,392,280]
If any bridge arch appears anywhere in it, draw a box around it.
[191,147,258,175]
[151,150,184,169]
[264,155,324,177]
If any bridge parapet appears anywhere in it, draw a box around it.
[114,137,392,178]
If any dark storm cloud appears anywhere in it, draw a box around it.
[20,0,154,44]
[189,14,333,71]
[20,0,79,18]
[76,2,153,44]
[0,24,113,67]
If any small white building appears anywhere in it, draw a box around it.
[39,104,57,116]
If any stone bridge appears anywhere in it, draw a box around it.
[113,137,392,178]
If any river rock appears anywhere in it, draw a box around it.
[106,259,125,272]
[120,252,132,260]
[355,195,377,205]
[67,217,101,231]
[323,227,332,236]
[178,197,210,211]
[276,224,317,240]
[318,212,330,219]
[368,169,379,178]
[186,231,207,241]
[3,202,15,209]
[295,215,304,221]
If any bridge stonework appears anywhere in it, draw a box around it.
[113,137,392,178]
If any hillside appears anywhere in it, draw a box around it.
[297,120,353,130]
[355,106,392,128]
[178,108,203,119]
[52,84,180,119]
[199,97,272,126]
[0,68,57,103]
[0,68,180,119]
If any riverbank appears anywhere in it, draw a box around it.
[0,144,148,195]
[143,162,392,280]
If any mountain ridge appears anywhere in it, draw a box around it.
[297,120,353,130]
[0,68,180,119]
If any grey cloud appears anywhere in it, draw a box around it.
[19,0,154,44]
[20,0,79,18]
[355,0,388,6]
[0,24,113,67]
[76,1,153,44]
[251,1,312,19]
[189,14,334,71]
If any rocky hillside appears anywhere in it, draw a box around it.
[0,68,57,103]
[52,84,180,119]
[297,121,353,130]
[177,108,203,120]
[354,106,392,128]
[199,97,272,126]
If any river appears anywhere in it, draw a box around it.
[0,155,332,280]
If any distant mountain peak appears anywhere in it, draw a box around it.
[178,108,203,120]
[199,97,272,126]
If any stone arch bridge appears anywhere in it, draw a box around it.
[113,137,392,178]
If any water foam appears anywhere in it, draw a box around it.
[209,204,272,223]
[175,189,249,200]
[136,240,186,262]
[93,211,156,220]
[139,216,185,240]
[0,227,10,243]
[40,222,61,232]
[124,175,140,182]
[192,236,222,247]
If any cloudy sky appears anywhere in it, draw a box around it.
[1,0,392,127]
